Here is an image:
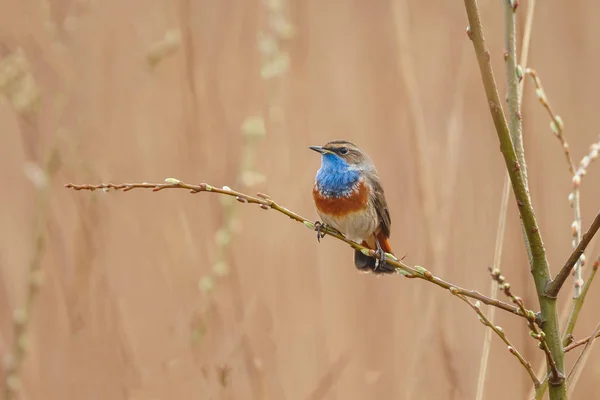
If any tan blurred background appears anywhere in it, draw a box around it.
[1,0,600,399]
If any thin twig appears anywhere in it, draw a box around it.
[567,321,600,396]
[475,175,510,400]
[64,180,530,319]
[565,331,600,353]
[517,0,536,98]
[547,212,600,297]
[490,269,560,382]
[452,292,540,388]
[524,69,574,174]
[563,257,599,348]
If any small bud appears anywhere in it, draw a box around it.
[529,331,538,339]
[215,229,231,246]
[199,276,215,293]
[477,316,486,325]
[235,196,248,203]
[260,204,270,210]
[414,265,428,275]
[508,346,516,354]
[572,174,581,187]
[24,162,48,189]
[449,286,459,295]
[568,192,575,204]
[571,221,579,235]
[535,88,547,104]
[574,278,584,287]
[205,184,213,191]
[6,374,21,391]
[554,115,564,130]
[257,192,271,200]
[538,331,546,339]
[164,178,181,184]
[495,326,504,334]
[516,65,523,81]
[212,261,229,276]
[241,116,266,138]
[13,309,28,325]
[580,254,586,266]
[581,156,591,168]
[550,120,560,135]
[222,185,232,191]
[474,300,481,309]
[386,253,399,261]
[466,26,473,40]
[303,221,315,230]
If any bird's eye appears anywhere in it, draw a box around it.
[339,147,349,155]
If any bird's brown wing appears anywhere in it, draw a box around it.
[368,175,391,238]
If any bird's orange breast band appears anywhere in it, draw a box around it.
[312,180,370,217]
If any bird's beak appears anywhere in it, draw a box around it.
[309,145,328,154]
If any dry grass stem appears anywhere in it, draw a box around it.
[475,175,510,400]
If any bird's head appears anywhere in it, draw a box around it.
[309,140,375,173]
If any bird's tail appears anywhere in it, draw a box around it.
[354,231,395,274]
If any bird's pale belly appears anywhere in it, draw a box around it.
[313,179,378,242]
[318,206,378,243]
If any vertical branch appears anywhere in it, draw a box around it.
[463,1,567,398]
[504,0,524,172]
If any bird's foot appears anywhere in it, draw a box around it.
[314,221,342,242]
[373,247,387,271]
[314,221,327,242]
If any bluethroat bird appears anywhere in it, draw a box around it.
[310,140,395,274]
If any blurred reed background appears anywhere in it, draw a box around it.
[1,0,599,399]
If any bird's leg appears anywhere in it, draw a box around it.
[373,237,387,271]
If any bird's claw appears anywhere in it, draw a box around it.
[314,221,327,243]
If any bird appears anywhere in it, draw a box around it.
[309,140,395,274]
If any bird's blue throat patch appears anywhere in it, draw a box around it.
[315,153,360,197]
